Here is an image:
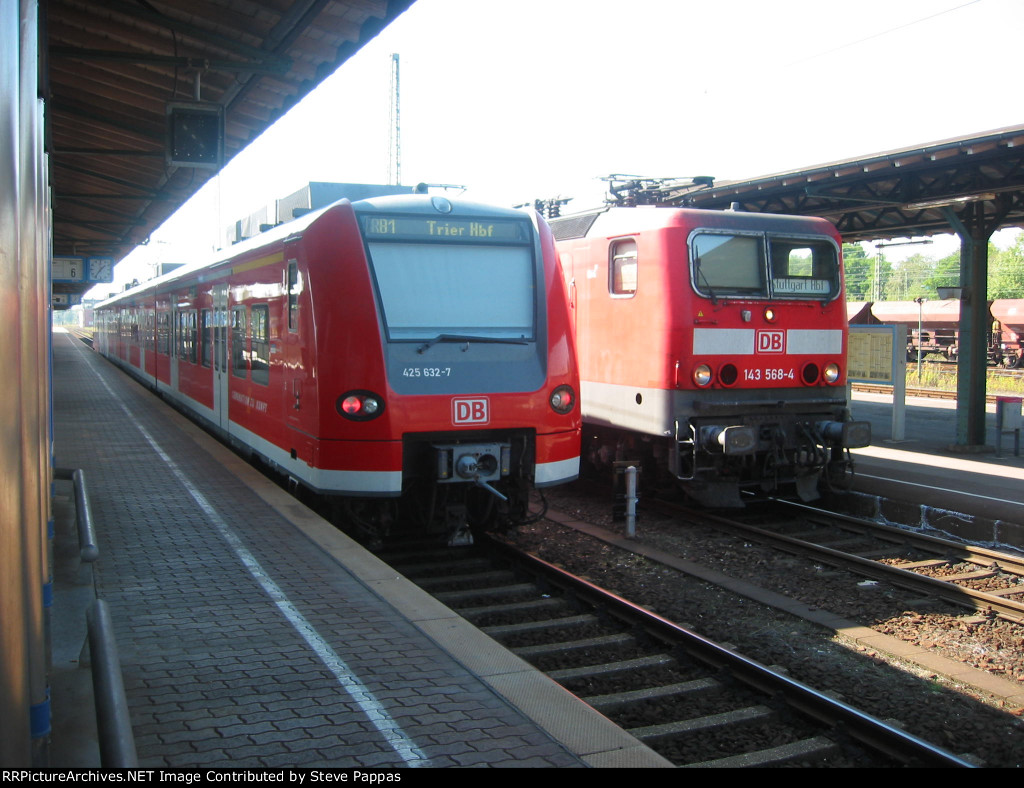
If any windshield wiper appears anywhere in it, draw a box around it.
[693,258,719,305]
[416,334,530,353]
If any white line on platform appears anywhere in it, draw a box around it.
[75,338,431,767]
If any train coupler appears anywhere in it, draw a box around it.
[444,504,474,547]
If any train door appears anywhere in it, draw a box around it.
[213,284,229,430]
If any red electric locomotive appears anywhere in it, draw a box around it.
[95,193,581,544]
[549,204,870,507]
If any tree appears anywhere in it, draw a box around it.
[989,233,1024,298]
[921,250,960,296]
[882,254,936,300]
[843,243,874,301]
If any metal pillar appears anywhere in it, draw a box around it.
[942,202,998,449]
[0,0,32,766]
[19,0,50,765]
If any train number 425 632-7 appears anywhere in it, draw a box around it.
[744,368,795,381]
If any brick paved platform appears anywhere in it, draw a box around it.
[50,330,671,769]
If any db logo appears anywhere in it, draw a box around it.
[756,330,785,354]
[453,397,490,425]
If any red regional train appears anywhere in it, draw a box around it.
[550,205,870,507]
[95,193,581,545]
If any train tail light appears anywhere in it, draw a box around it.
[801,363,820,385]
[337,390,385,420]
[549,385,576,414]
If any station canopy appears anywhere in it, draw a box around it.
[625,124,1024,245]
[46,0,415,303]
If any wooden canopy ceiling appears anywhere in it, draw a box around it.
[45,0,414,300]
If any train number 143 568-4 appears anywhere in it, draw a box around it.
[744,368,795,381]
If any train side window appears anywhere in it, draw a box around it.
[231,306,248,379]
[610,239,637,296]
[187,310,198,364]
[157,312,169,355]
[200,310,212,368]
[287,261,300,331]
[175,310,195,362]
[251,305,269,386]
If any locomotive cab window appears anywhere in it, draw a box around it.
[768,238,840,300]
[691,233,765,297]
[609,238,637,296]
[691,232,840,301]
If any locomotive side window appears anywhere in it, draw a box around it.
[691,233,765,297]
[251,305,269,386]
[768,239,840,299]
[610,239,637,296]
[231,306,248,378]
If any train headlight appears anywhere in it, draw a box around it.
[550,385,576,414]
[764,307,777,323]
[823,363,841,384]
[693,364,713,387]
[337,390,385,421]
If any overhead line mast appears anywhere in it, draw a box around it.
[388,53,401,186]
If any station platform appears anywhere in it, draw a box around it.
[49,330,671,770]
[847,390,1024,550]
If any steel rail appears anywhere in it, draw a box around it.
[481,535,975,768]
[683,501,1024,624]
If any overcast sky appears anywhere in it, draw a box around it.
[94,0,1024,293]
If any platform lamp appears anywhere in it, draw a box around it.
[165,101,224,169]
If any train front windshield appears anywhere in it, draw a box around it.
[362,214,537,342]
[691,232,841,301]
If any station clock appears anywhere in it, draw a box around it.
[166,101,224,169]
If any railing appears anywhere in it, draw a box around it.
[54,467,136,768]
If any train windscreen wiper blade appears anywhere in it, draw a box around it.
[416,334,530,354]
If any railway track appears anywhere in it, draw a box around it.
[672,499,1024,626]
[382,536,973,768]
[63,326,94,347]
[852,382,1019,403]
